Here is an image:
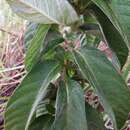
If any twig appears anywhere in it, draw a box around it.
[0,65,25,73]
[0,28,18,37]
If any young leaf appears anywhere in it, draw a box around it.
[6,0,79,25]
[51,80,87,130]
[72,47,130,129]
[5,60,61,130]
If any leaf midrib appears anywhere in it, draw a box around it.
[73,50,117,130]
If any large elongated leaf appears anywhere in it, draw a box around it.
[25,24,50,72]
[5,60,61,130]
[6,0,79,25]
[72,47,130,129]
[90,0,130,48]
[51,80,87,130]
[85,103,106,130]
[91,6,128,68]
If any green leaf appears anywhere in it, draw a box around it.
[91,6,128,68]
[72,47,130,129]
[90,0,130,48]
[41,26,64,60]
[85,103,106,130]
[25,24,50,72]
[28,115,53,130]
[5,60,61,130]
[51,80,87,130]
[6,0,79,25]
[43,38,64,54]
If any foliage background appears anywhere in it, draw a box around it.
[0,1,130,130]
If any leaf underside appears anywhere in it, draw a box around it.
[6,0,79,25]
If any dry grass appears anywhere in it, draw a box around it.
[0,27,26,130]
[0,0,26,129]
